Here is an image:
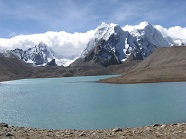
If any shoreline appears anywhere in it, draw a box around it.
[1,122,186,138]
[99,77,186,84]
[1,73,186,84]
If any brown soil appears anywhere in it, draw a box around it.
[0,54,140,82]
[0,54,32,82]
[30,60,140,78]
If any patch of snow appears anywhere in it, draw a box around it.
[55,57,79,67]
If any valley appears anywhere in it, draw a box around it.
[0,53,140,82]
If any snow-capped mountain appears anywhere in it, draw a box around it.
[124,22,171,58]
[80,22,171,66]
[1,21,185,67]
[23,42,54,65]
[3,42,78,66]
[81,22,129,66]
[4,42,55,66]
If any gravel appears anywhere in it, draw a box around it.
[0,123,186,139]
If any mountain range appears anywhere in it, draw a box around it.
[0,22,185,66]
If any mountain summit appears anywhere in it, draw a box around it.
[79,22,171,66]
[7,42,54,65]
[81,23,129,66]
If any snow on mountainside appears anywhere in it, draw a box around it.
[123,21,171,58]
[0,31,95,66]
[3,42,78,66]
[123,21,171,46]
[82,22,129,60]
[0,21,185,66]
[80,22,172,66]
[12,42,54,65]
[123,22,186,46]
[81,22,129,66]
[3,42,53,65]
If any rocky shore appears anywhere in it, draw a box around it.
[0,123,186,139]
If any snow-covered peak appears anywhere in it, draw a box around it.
[37,41,47,48]
[32,42,47,52]
[98,22,109,29]
[95,22,122,41]
[138,21,152,29]
[123,21,170,47]
[82,22,127,58]
[96,22,118,31]
[94,22,109,39]
[122,21,152,32]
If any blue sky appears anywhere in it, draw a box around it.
[0,0,185,38]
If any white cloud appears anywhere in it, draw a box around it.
[122,22,186,46]
[0,30,95,59]
[155,25,186,45]
[122,21,150,32]
[1,22,186,64]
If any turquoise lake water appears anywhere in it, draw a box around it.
[0,75,186,130]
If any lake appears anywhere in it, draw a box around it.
[0,75,186,130]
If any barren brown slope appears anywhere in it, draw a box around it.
[101,46,186,84]
[0,54,140,82]
[0,54,32,82]
[30,60,141,78]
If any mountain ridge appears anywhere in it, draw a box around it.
[1,21,185,66]
[1,46,186,84]
[77,22,171,66]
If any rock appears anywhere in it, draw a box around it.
[153,124,161,127]
[46,59,57,66]
[145,126,151,131]
[69,57,103,67]
[84,39,122,67]
[6,132,14,137]
[112,127,122,132]
[79,131,86,137]
[91,132,97,136]
[0,123,8,128]
[160,125,166,128]
[13,42,54,66]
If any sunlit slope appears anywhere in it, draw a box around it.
[101,46,186,83]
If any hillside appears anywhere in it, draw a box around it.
[0,53,141,82]
[100,46,186,83]
[30,60,140,78]
[0,54,32,81]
